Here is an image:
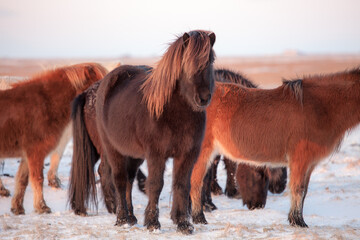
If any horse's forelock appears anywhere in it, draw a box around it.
[182,31,214,78]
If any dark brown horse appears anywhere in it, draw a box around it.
[69,66,150,217]
[235,164,287,210]
[190,68,360,228]
[0,63,107,214]
[69,30,216,234]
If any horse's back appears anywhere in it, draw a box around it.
[209,83,302,164]
[96,65,149,158]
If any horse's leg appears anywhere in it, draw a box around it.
[288,156,315,228]
[267,167,287,194]
[106,149,130,226]
[210,156,223,195]
[191,137,214,225]
[224,157,239,198]
[98,156,116,214]
[11,159,29,214]
[202,167,217,212]
[47,123,71,188]
[0,160,10,197]
[126,158,144,225]
[0,176,10,197]
[136,168,147,194]
[172,149,202,234]
[144,156,166,231]
[47,153,61,188]
[26,152,51,214]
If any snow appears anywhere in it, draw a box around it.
[1,126,360,239]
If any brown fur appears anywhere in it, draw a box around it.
[0,63,107,214]
[141,31,215,118]
[191,68,360,227]
[69,31,216,235]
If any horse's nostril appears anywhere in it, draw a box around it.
[199,94,211,105]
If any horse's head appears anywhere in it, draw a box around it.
[179,31,216,111]
[237,164,268,210]
[141,30,216,118]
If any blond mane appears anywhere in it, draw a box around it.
[63,63,108,90]
[141,30,215,118]
[11,63,108,91]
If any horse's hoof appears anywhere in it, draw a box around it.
[0,188,11,197]
[35,205,52,214]
[11,207,25,215]
[115,217,129,226]
[245,200,265,210]
[288,212,308,228]
[225,187,239,198]
[128,215,138,226]
[146,220,161,231]
[204,201,217,212]
[177,221,194,235]
[192,212,208,224]
[74,209,87,216]
[48,176,62,189]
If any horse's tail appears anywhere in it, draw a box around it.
[68,92,99,215]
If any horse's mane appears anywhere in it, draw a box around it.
[63,63,108,90]
[215,69,257,88]
[282,79,303,105]
[281,67,360,106]
[141,30,215,118]
[12,63,108,91]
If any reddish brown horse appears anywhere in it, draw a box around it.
[202,69,287,211]
[69,30,216,234]
[0,63,107,214]
[190,68,360,228]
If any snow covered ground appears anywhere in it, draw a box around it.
[0,126,360,239]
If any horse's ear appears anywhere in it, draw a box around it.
[182,32,190,48]
[209,32,216,47]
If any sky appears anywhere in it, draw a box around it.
[0,0,359,58]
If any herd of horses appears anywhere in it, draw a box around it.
[0,30,359,235]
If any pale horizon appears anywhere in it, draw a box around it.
[1,0,360,58]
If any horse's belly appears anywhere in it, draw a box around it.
[214,138,287,167]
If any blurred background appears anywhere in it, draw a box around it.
[1,0,360,86]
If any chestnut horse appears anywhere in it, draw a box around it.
[190,68,360,228]
[69,30,216,234]
[0,63,107,214]
[202,69,287,211]
[0,79,72,191]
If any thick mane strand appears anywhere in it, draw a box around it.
[141,30,214,118]
[215,69,257,88]
[283,79,303,105]
[64,63,108,91]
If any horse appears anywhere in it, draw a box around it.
[201,69,287,211]
[68,30,216,234]
[68,67,148,217]
[0,79,71,195]
[0,63,107,214]
[102,68,287,212]
[190,68,360,228]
